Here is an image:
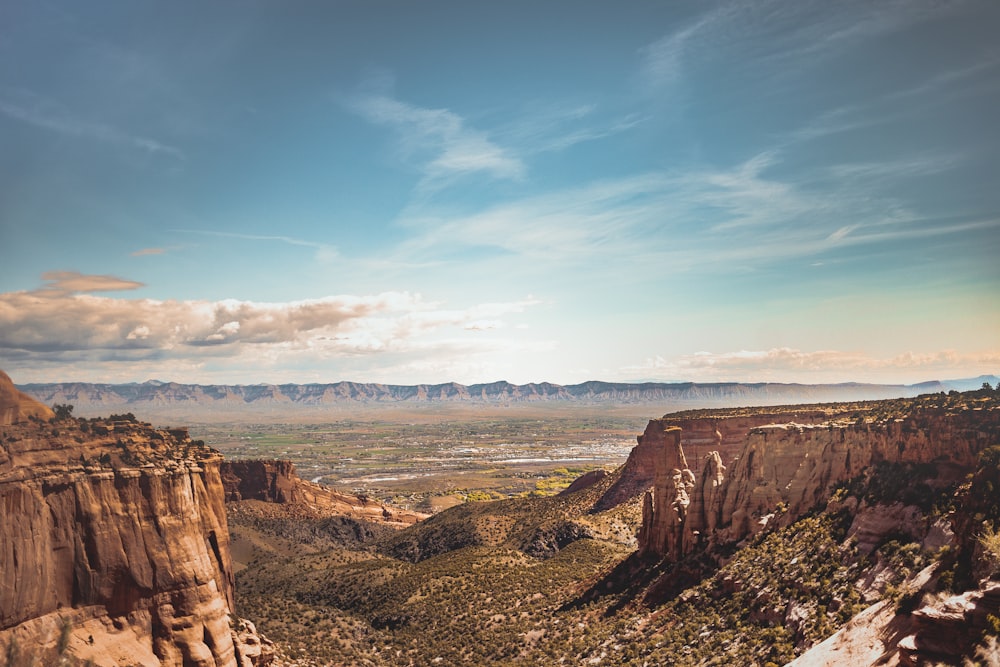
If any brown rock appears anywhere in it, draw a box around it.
[0,381,269,666]
[637,424,693,558]
[221,459,426,528]
[637,407,1000,559]
[559,469,609,495]
[0,370,53,424]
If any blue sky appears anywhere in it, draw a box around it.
[1,0,998,385]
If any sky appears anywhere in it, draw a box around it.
[1,0,998,386]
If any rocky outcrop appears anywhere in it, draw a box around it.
[636,425,690,558]
[594,411,837,513]
[560,469,608,495]
[639,408,1000,560]
[662,410,835,467]
[898,584,1000,665]
[683,451,726,543]
[221,460,300,503]
[221,459,426,528]
[0,405,270,666]
[0,369,53,424]
[594,420,684,512]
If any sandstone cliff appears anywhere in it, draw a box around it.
[0,369,53,424]
[594,410,839,513]
[0,407,269,666]
[639,407,1000,560]
[221,459,426,527]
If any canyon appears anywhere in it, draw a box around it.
[5,363,1000,666]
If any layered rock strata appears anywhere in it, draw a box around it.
[0,393,269,665]
[639,408,1000,559]
[221,459,426,527]
[595,411,838,512]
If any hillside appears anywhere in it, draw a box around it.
[231,387,1000,666]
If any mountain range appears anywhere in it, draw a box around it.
[18,375,998,421]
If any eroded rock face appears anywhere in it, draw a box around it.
[594,411,836,513]
[559,469,608,495]
[639,408,1000,560]
[0,370,53,424]
[221,459,426,528]
[0,409,269,666]
[636,424,690,558]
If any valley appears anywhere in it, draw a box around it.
[198,412,643,511]
[5,368,1000,666]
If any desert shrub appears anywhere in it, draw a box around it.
[978,524,1000,579]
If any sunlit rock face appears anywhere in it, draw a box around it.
[221,459,427,527]
[636,424,690,559]
[639,408,1000,560]
[0,370,269,667]
[0,369,53,424]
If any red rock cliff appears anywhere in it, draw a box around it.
[0,369,53,424]
[639,407,1000,559]
[0,409,266,666]
[221,459,426,527]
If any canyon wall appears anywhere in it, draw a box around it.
[0,369,53,424]
[595,410,837,513]
[221,459,426,527]
[0,373,267,666]
[639,407,1000,560]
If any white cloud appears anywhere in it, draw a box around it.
[0,279,544,383]
[390,149,986,275]
[638,0,974,94]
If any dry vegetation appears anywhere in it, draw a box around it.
[229,387,1000,665]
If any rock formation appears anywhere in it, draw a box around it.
[0,369,53,424]
[636,424,691,559]
[0,376,271,666]
[639,407,1000,560]
[559,469,608,495]
[221,459,426,527]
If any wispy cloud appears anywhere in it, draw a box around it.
[344,78,524,192]
[0,88,183,158]
[388,144,989,279]
[173,230,339,263]
[638,0,977,94]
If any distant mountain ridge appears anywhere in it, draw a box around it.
[18,375,998,420]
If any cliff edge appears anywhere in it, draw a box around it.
[0,372,270,666]
[0,369,53,424]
